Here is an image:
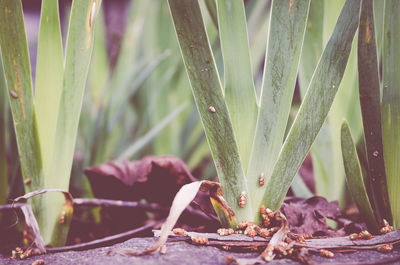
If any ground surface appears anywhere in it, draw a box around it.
[1,237,400,265]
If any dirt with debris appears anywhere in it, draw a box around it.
[1,237,400,265]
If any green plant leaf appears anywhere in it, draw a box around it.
[358,0,391,223]
[262,0,361,210]
[44,0,102,246]
[116,102,187,161]
[204,0,218,29]
[34,0,64,176]
[86,8,108,111]
[217,0,258,172]
[168,0,253,222]
[0,52,8,206]
[382,0,400,228]
[246,0,270,94]
[298,0,324,97]
[0,0,44,209]
[373,0,385,62]
[341,120,378,230]
[247,0,310,215]
[312,0,363,206]
[291,174,312,199]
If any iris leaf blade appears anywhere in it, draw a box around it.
[262,0,362,210]
[382,0,400,228]
[217,0,258,172]
[247,0,310,215]
[341,120,378,229]
[168,0,253,222]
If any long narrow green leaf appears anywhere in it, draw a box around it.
[358,0,391,223]
[116,102,187,161]
[0,52,7,206]
[373,0,385,61]
[246,0,270,94]
[341,121,378,230]
[204,0,218,29]
[86,8,108,112]
[44,0,102,246]
[291,174,312,198]
[34,0,64,176]
[382,0,400,228]
[298,0,324,97]
[168,0,253,222]
[217,0,258,172]
[0,0,44,208]
[247,0,310,215]
[262,0,361,210]
[313,0,363,206]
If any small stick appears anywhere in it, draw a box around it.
[0,203,26,211]
[73,198,168,212]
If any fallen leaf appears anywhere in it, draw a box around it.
[281,196,341,235]
[85,156,197,204]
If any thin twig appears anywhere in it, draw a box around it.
[0,203,26,211]
[46,221,161,253]
[73,198,168,212]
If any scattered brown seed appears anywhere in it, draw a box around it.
[320,249,334,258]
[380,226,390,234]
[259,173,265,186]
[258,228,270,238]
[260,205,267,215]
[31,259,45,265]
[377,244,393,253]
[237,221,253,230]
[359,230,372,240]
[296,234,306,243]
[217,228,234,236]
[208,106,216,113]
[10,90,18,99]
[349,233,359,240]
[24,178,31,185]
[191,236,208,245]
[244,225,257,238]
[266,208,274,219]
[302,233,312,239]
[238,192,247,207]
[173,228,188,236]
[380,219,394,234]
[263,217,271,227]
[383,219,389,227]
